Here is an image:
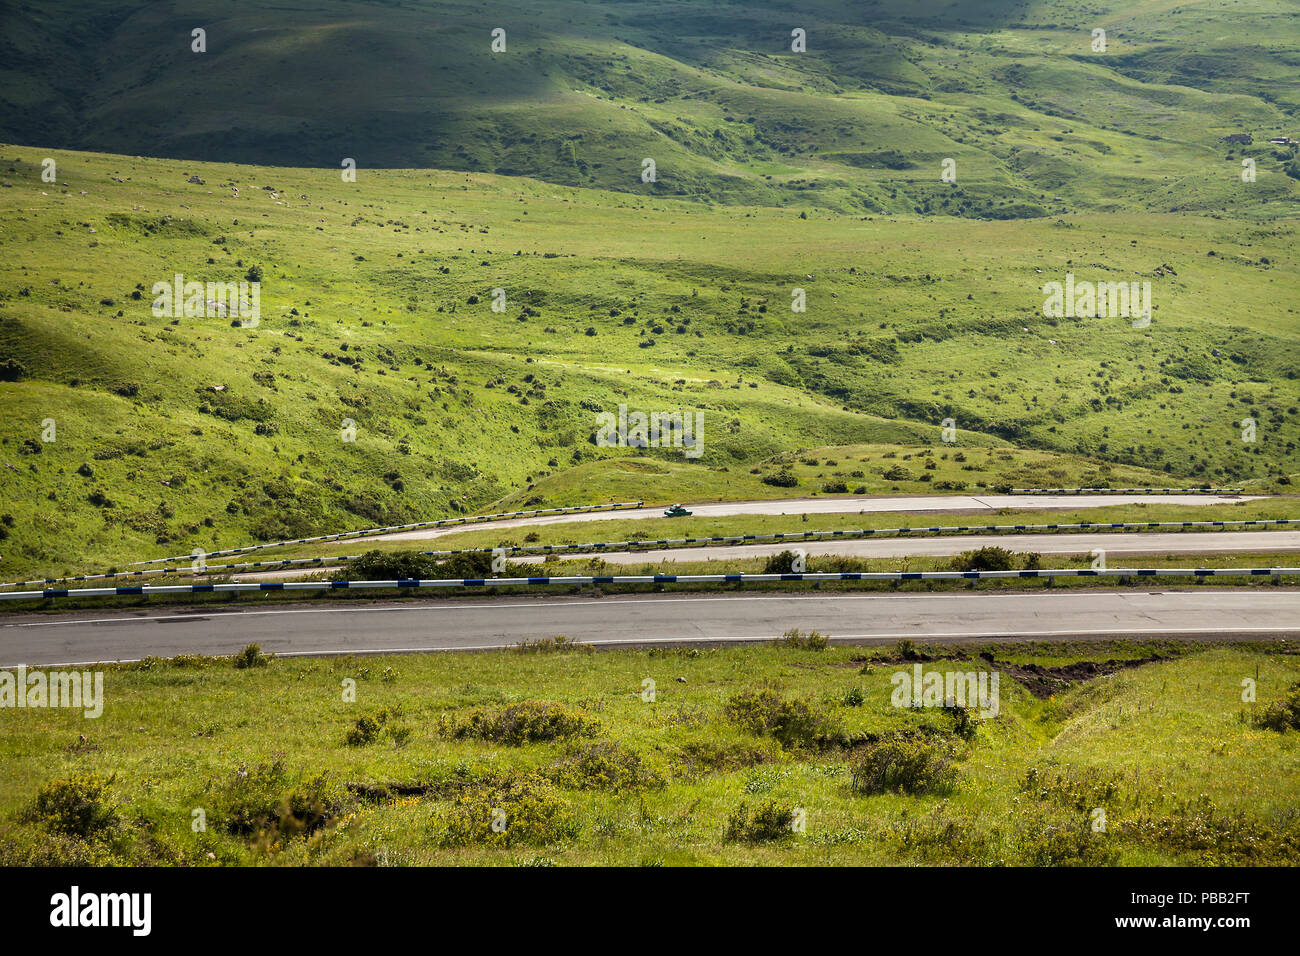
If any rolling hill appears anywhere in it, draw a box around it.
[0,0,1297,578]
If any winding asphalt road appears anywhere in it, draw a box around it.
[522,530,1300,565]
[227,530,1300,580]
[359,493,1266,544]
[3,589,1297,666]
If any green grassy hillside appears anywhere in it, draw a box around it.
[0,144,1296,578]
[2,0,1298,215]
[1,0,1298,580]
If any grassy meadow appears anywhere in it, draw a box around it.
[2,0,1299,581]
[1,639,1297,865]
[0,143,1296,582]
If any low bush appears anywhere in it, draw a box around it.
[724,688,840,748]
[762,550,805,574]
[211,758,343,841]
[1252,682,1300,731]
[336,549,439,580]
[233,643,269,669]
[345,706,409,746]
[849,735,961,795]
[549,741,662,791]
[22,774,119,839]
[775,628,828,650]
[760,470,798,488]
[438,700,600,745]
[1115,795,1300,864]
[441,773,577,847]
[724,800,798,842]
[950,546,1017,572]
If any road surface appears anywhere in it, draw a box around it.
[521,530,1300,565]
[3,589,1297,666]
[228,529,1300,580]
[359,493,1267,544]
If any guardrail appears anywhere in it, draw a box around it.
[420,517,1300,559]
[2,567,1296,600]
[0,554,365,590]
[1009,487,1245,494]
[127,501,645,565]
[5,516,1297,591]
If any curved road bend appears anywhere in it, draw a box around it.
[359,494,1269,544]
[230,530,1300,581]
[3,589,1298,667]
[528,530,1300,565]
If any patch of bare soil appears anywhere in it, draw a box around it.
[977,650,1165,698]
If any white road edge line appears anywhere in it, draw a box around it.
[4,588,1295,628]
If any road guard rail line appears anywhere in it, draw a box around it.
[127,501,645,565]
[1010,487,1245,494]
[5,517,1297,591]
[420,517,1299,558]
[2,567,1297,600]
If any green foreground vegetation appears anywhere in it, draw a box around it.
[2,639,1298,865]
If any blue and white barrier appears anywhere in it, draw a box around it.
[418,517,1300,559]
[2,567,1296,601]
[0,554,364,591]
[6,516,1297,591]
[128,501,645,565]
[1010,487,1245,495]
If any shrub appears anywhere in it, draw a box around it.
[885,809,994,862]
[760,470,799,488]
[337,549,439,580]
[436,551,497,578]
[724,800,797,842]
[1253,683,1300,732]
[345,706,408,746]
[442,773,576,847]
[762,550,805,574]
[439,700,600,745]
[850,735,961,795]
[213,759,342,839]
[945,702,979,740]
[822,480,849,494]
[882,465,914,481]
[724,688,839,748]
[775,628,828,650]
[233,643,269,669]
[844,686,865,707]
[549,741,662,790]
[950,546,1017,572]
[22,774,119,839]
